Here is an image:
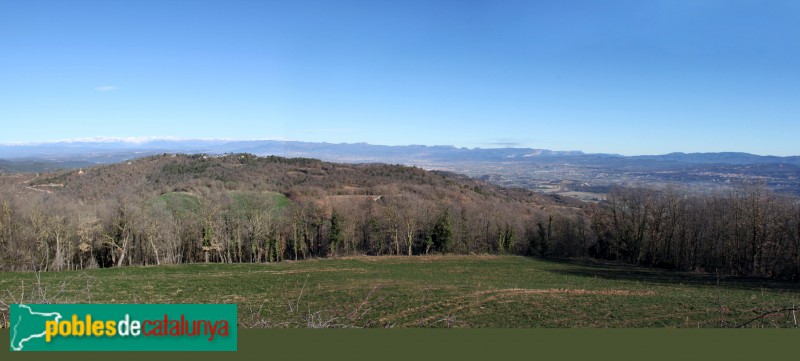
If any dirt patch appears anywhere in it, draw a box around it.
[223,294,249,303]
[334,255,501,262]
[266,268,368,275]
[380,287,657,326]
[475,288,656,297]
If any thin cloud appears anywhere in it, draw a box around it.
[475,137,536,148]
[95,86,117,92]
[300,128,357,134]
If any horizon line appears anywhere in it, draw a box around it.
[0,136,797,158]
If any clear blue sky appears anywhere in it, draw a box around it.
[1,0,798,155]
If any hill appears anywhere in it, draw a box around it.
[0,153,579,271]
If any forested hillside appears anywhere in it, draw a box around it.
[1,154,798,281]
[0,154,579,271]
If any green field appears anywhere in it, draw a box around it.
[146,191,202,215]
[2,256,799,328]
[228,190,290,213]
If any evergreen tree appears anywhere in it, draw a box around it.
[431,208,452,252]
[328,209,343,256]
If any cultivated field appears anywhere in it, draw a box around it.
[2,256,799,328]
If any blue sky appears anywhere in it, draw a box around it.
[1,0,798,156]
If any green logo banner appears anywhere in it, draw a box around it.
[9,304,237,351]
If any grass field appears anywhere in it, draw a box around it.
[228,190,290,213]
[1,256,799,328]
[147,192,202,214]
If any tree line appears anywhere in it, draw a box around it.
[587,185,800,280]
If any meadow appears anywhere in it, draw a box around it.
[2,256,798,328]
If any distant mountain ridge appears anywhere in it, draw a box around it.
[1,138,799,172]
[0,138,586,163]
[632,152,800,165]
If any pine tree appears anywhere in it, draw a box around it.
[432,208,452,253]
[329,210,343,256]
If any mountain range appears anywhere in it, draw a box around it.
[2,138,798,168]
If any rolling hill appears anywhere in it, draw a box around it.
[0,153,581,271]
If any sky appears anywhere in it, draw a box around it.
[1,0,798,156]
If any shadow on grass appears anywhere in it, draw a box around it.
[534,257,800,293]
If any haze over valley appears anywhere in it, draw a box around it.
[2,138,798,199]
